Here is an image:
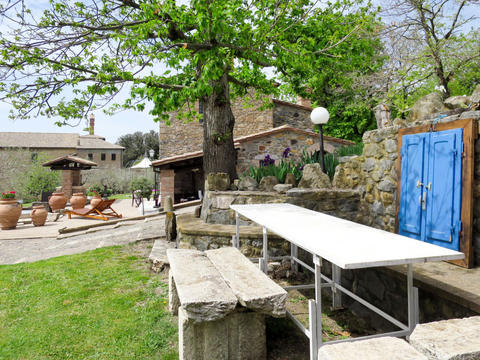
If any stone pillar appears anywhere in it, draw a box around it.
[62,170,74,199]
[160,169,175,208]
[178,306,266,360]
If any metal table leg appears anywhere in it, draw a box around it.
[311,255,323,360]
[260,226,269,274]
[407,264,419,338]
[291,243,298,273]
[332,264,342,310]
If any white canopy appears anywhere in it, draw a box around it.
[130,157,152,169]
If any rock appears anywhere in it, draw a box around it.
[284,173,297,186]
[165,211,177,242]
[207,173,230,191]
[206,247,287,317]
[259,176,279,191]
[378,179,396,192]
[384,139,397,153]
[166,249,238,322]
[238,176,258,191]
[409,316,480,360]
[318,337,428,360]
[298,163,332,189]
[408,92,447,122]
[46,212,60,222]
[273,184,293,194]
[471,84,480,105]
[444,95,470,109]
[363,158,376,172]
[374,103,392,129]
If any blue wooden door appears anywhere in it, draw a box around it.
[399,134,427,240]
[399,129,463,250]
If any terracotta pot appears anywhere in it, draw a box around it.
[31,205,48,226]
[0,199,22,230]
[48,192,67,211]
[70,193,87,210]
[90,195,102,208]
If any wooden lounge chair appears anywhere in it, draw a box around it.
[65,199,122,221]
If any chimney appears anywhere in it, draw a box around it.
[297,96,312,108]
[89,113,95,135]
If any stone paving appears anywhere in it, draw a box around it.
[0,206,194,265]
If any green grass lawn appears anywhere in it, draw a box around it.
[0,245,178,360]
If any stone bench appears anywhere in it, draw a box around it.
[167,247,287,360]
[409,316,480,359]
[318,337,428,360]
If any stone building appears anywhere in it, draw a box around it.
[0,132,124,169]
[154,95,352,205]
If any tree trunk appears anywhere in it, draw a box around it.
[203,73,238,181]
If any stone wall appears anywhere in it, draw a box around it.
[201,189,361,225]
[272,100,312,131]
[320,262,477,332]
[159,95,274,159]
[236,129,317,175]
[333,109,480,264]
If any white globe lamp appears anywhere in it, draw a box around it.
[310,107,330,173]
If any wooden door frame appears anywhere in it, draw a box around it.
[396,118,477,268]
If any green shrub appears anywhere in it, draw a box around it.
[130,177,154,200]
[20,154,60,202]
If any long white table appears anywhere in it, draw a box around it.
[230,203,464,360]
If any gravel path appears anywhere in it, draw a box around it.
[0,207,192,265]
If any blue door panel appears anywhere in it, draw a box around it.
[399,134,426,239]
[399,129,463,251]
[425,129,462,250]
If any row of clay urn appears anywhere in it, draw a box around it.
[49,192,101,211]
[1,192,103,230]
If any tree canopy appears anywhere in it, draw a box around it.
[0,0,381,177]
[117,130,159,167]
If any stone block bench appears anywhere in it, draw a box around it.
[167,247,287,360]
[409,316,480,359]
[317,337,428,360]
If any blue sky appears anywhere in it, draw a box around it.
[0,101,160,144]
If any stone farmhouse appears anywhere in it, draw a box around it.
[0,132,124,169]
[153,96,352,205]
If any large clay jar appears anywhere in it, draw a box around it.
[90,195,102,208]
[31,205,48,226]
[48,192,68,211]
[0,199,22,230]
[70,193,87,210]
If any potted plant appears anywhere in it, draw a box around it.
[0,191,22,230]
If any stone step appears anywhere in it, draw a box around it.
[318,337,428,360]
[409,316,480,359]
[206,247,287,317]
[166,249,238,322]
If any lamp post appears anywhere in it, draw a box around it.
[149,149,155,159]
[310,107,330,173]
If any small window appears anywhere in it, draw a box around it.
[88,153,93,161]
[111,153,116,161]
[101,153,106,161]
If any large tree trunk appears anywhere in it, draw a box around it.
[203,73,238,181]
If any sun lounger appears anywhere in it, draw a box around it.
[65,199,122,221]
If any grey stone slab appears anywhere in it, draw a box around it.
[206,247,287,317]
[166,249,238,322]
[318,337,428,360]
[409,316,480,360]
[178,306,266,360]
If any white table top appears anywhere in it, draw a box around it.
[230,203,464,269]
